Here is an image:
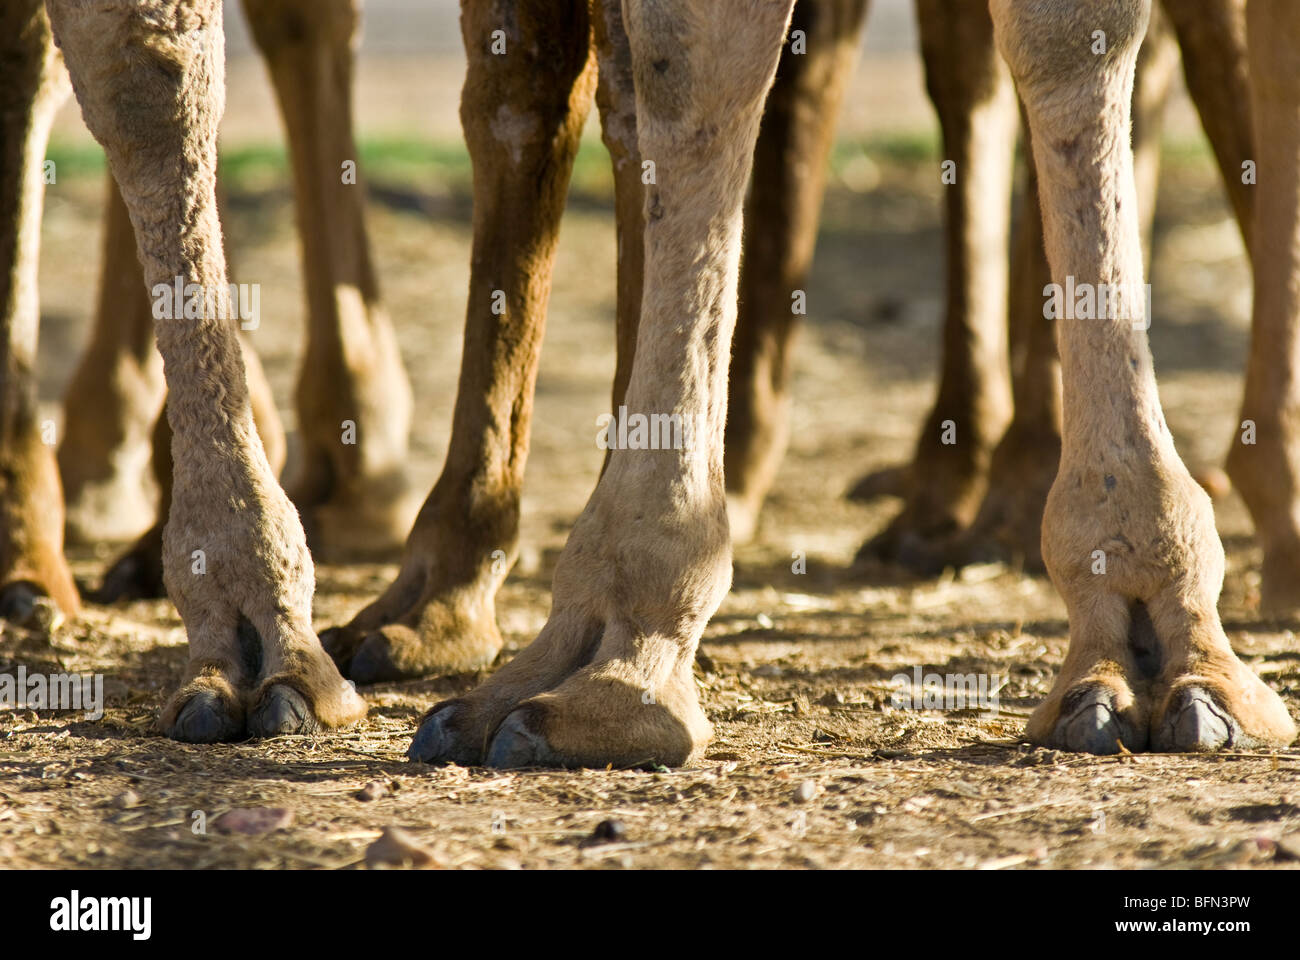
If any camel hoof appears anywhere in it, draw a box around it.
[485,709,560,769]
[1055,687,1142,755]
[91,551,165,603]
[248,684,318,737]
[408,703,475,765]
[170,690,243,743]
[349,632,404,686]
[318,624,359,673]
[1155,687,1236,752]
[0,582,60,632]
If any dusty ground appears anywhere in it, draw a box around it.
[6,31,1300,868]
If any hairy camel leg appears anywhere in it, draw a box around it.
[58,174,164,545]
[992,0,1294,754]
[860,0,1016,566]
[79,166,286,602]
[1226,0,1300,616]
[241,0,416,561]
[723,0,869,543]
[92,334,285,603]
[938,8,1178,573]
[0,1,78,626]
[46,0,364,741]
[319,0,597,684]
[410,0,795,770]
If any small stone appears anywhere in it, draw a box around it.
[756,613,774,630]
[794,781,817,804]
[356,781,388,802]
[113,789,140,810]
[365,827,437,869]
[590,819,626,843]
[212,807,294,835]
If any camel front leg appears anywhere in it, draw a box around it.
[318,0,597,684]
[862,0,1016,567]
[1225,0,1300,616]
[946,17,1175,573]
[46,0,364,741]
[91,333,286,603]
[992,0,1294,754]
[241,0,417,562]
[410,0,797,769]
[0,0,78,627]
[723,0,869,543]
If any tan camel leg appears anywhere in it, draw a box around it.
[937,9,1176,573]
[0,0,78,627]
[92,335,285,603]
[319,0,597,684]
[46,0,364,741]
[992,0,1294,754]
[58,174,164,545]
[241,0,416,562]
[72,164,286,601]
[723,0,869,543]
[409,0,795,769]
[1226,0,1300,616]
[860,0,1016,566]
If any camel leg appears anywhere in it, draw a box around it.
[408,0,794,769]
[860,0,1016,567]
[992,0,1294,754]
[1226,0,1300,616]
[1161,0,1253,256]
[0,0,78,626]
[944,7,1177,572]
[77,164,286,601]
[946,126,1062,572]
[241,0,416,562]
[92,335,285,603]
[723,0,869,543]
[58,175,164,545]
[319,0,596,684]
[46,0,365,741]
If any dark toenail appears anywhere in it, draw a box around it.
[250,685,316,737]
[172,691,240,743]
[408,706,459,764]
[485,710,558,769]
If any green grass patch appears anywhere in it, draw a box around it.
[45,127,1215,196]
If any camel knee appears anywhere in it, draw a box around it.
[991,0,1150,96]
[458,0,594,170]
[46,0,223,221]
